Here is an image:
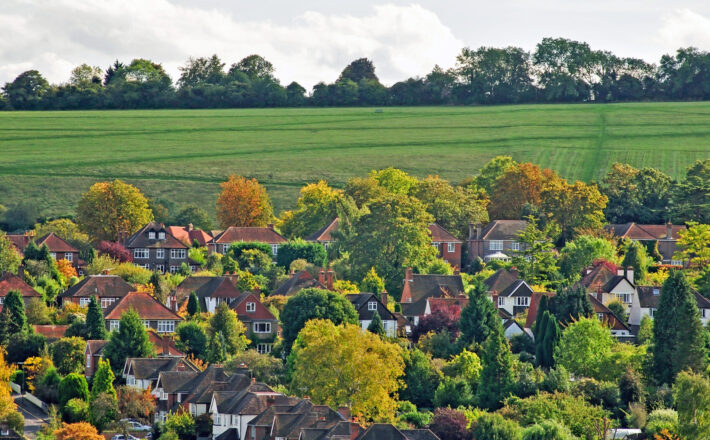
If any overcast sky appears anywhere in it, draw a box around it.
[2,0,710,89]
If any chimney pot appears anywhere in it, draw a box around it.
[267,224,274,230]
[318,270,325,286]
[326,270,334,291]
[337,406,350,421]
[187,223,193,231]
[617,268,624,276]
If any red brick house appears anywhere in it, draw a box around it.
[104,292,182,333]
[5,233,32,256]
[35,233,81,269]
[231,293,278,354]
[208,225,286,257]
[58,274,132,308]
[429,223,462,269]
[124,222,192,274]
[607,222,686,265]
[400,268,466,325]
[306,218,339,249]
[0,271,42,306]
[84,340,109,377]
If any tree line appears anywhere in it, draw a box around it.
[4,38,710,110]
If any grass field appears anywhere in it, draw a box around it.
[1,102,710,219]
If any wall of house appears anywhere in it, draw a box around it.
[434,242,461,269]
[357,319,397,337]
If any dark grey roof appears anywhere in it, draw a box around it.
[60,275,133,299]
[124,222,188,249]
[272,271,325,296]
[125,358,198,381]
[401,430,441,440]
[214,428,239,440]
[172,276,242,310]
[484,269,518,293]
[405,274,465,305]
[499,280,533,297]
[345,293,396,321]
[480,220,527,241]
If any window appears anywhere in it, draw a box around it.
[257,343,272,354]
[615,293,632,304]
[177,393,181,403]
[653,288,660,295]
[512,242,520,251]
[127,376,135,386]
[148,232,156,239]
[79,297,90,306]
[109,320,120,331]
[271,244,279,256]
[671,260,683,266]
[101,297,116,309]
[246,302,256,312]
[158,321,175,333]
[497,296,504,307]
[138,264,150,269]
[0,298,4,305]
[515,296,530,307]
[134,248,149,259]
[158,232,165,240]
[155,264,165,273]
[489,240,503,251]
[253,322,272,333]
[156,249,165,259]
[170,249,186,259]
[65,253,73,262]
[222,244,231,254]
[597,313,605,322]
[143,320,151,329]
[50,252,57,259]
[447,242,455,253]
[702,309,707,319]
[368,301,377,311]
[86,354,91,369]
[169,266,178,274]
[650,308,656,317]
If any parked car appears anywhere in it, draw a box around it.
[111,435,140,440]
[119,419,152,432]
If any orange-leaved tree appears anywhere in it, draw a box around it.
[56,259,78,281]
[216,175,273,228]
[54,422,104,440]
[489,162,559,219]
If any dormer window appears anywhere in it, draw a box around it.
[653,288,659,295]
[368,301,377,311]
[149,232,156,239]
[158,232,166,240]
[246,302,256,312]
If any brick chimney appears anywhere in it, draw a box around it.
[510,267,519,279]
[401,267,414,303]
[617,268,624,277]
[349,422,362,440]
[596,283,603,302]
[326,270,334,291]
[170,295,178,312]
[337,406,350,420]
[162,334,169,355]
[380,291,388,307]
[318,270,325,286]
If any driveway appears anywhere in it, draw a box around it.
[13,393,48,439]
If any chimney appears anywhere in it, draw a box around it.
[337,406,350,421]
[267,224,274,230]
[318,270,325,286]
[326,270,334,291]
[476,223,482,240]
[405,267,413,283]
[626,266,634,284]
[510,267,519,279]
[596,283,603,302]
[666,221,672,239]
[170,295,177,312]
[187,223,193,231]
[103,269,110,275]
[617,268,624,277]
[380,291,388,307]
[454,267,460,276]
[252,377,256,384]
[468,223,475,241]
[162,334,168,356]
[349,422,362,440]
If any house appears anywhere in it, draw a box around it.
[355,424,440,440]
[84,340,109,377]
[148,331,185,357]
[467,220,527,263]
[429,223,463,269]
[271,270,328,296]
[588,294,633,339]
[0,270,42,306]
[346,293,398,337]
[607,222,686,265]
[484,269,535,316]
[5,232,32,256]
[122,357,199,390]
[33,233,82,269]
[32,325,68,342]
[577,264,637,315]
[244,399,347,440]
[124,222,192,274]
[208,225,286,257]
[630,286,710,328]
[503,319,527,339]
[231,293,279,354]
[306,218,339,249]
[58,274,132,308]
[104,292,182,333]
[172,276,243,314]
[166,224,213,247]
[209,385,290,437]
[400,268,466,326]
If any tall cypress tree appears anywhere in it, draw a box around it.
[4,289,28,334]
[541,312,560,368]
[90,358,116,401]
[476,328,514,410]
[534,311,549,364]
[103,310,154,374]
[550,284,593,324]
[86,296,108,340]
[367,310,385,336]
[459,281,500,347]
[652,270,707,384]
[187,292,201,317]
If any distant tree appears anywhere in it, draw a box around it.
[540,311,561,368]
[400,349,441,408]
[2,70,49,110]
[476,325,514,410]
[359,267,385,294]
[58,373,89,408]
[674,159,710,223]
[69,64,103,87]
[187,292,200,317]
[675,222,710,267]
[279,181,355,239]
[458,281,500,347]
[471,413,521,440]
[513,216,558,285]
[456,46,533,104]
[116,385,155,423]
[607,300,626,322]
[275,240,327,268]
[429,408,471,440]
[103,310,154,374]
[175,321,208,361]
[230,55,275,80]
[339,58,379,83]
[1,201,39,232]
[216,175,273,228]
[540,178,608,242]
[285,82,307,106]
[208,303,248,357]
[489,163,556,219]
[177,55,225,88]
[90,359,116,401]
[50,337,86,375]
[0,232,21,275]
[559,235,616,279]
[622,241,649,282]
[550,284,593,324]
[172,205,212,231]
[2,290,29,335]
[467,156,518,194]
[521,420,576,440]
[76,180,153,242]
[89,392,118,432]
[554,316,614,379]
[673,371,710,439]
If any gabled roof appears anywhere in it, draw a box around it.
[484,269,518,293]
[608,223,685,241]
[498,307,513,320]
[86,340,109,356]
[577,264,632,293]
[214,428,240,440]
[124,357,198,381]
[356,424,408,440]
[59,275,133,299]
[148,331,185,356]
[124,222,188,250]
[400,430,441,440]
[35,233,78,253]
[166,226,213,247]
[589,294,631,332]
[636,286,710,310]
[272,271,326,296]
[5,234,30,254]
[307,218,339,242]
[231,293,277,322]
[173,276,243,311]
[524,292,555,328]
[478,220,527,241]
[428,223,462,243]
[212,226,286,245]
[104,292,182,321]
[345,293,396,321]
[499,279,533,297]
[0,272,41,298]
[404,274,465,304]
[32,325,68,340]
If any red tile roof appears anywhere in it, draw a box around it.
[306,218,339,242]
[0,272,42,298]
[232,293,277,321]
[608,223,686,241]
[428,223,462,243]
[33,325,69,340]
[148,331,184,356]
[212,226,286,244]
[35,233,79,253]
[6,234,30,254]
[104,292,182,321]
[166,226,213,247]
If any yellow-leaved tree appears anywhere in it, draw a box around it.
[0,349,17,420]
[289,319,404,422]
[216,175,273,228]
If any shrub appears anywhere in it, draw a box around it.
[472,413,521,440]
[63,397,89,423]
[275,239,327,268]
[96,241,133,262]
[645,409,678,436]
[228,242,273,260]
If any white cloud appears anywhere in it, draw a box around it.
[0,1,463,88]
[658,9,710,54]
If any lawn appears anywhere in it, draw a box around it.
[1,102,709,219]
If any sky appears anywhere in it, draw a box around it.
[2,0,710,89]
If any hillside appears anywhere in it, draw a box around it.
[1,102,709,218]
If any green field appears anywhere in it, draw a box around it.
[1,102,710,218]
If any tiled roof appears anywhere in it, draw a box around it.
[124,222,188,249]
[0,272,41,297]
[104,292,182,321]
[60,275,133,299]
[499,280,533,297]
[32,325,68,340]
[86,340,109,355]
[401,430,441,440]
[212,226,286,244]
[405,274,465,304]
[124,357,198,380]
[428,223,462,243]
[577,264,631,293]
[6,234,30,253]
[231,293,277,321]
[35,233,78,253]
[525,292,555,328]
[479,220,528,241]
[589,294,631,332]
[173,276,243,311]
[306,218,339,242]
[272,271,326,296]
[148,331,185,356]
[484,269,518,293]
[637,286,710,310]
[608,223,686,241]
[166,226,213,247]
[345,293,396,321]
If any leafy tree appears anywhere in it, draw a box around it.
[103,310,155,374]
[554,316,614,379]
[637,315,654,345]
[673,371,710,439]
[175,321,208,360]
[360,267,385,294]
[0,350,17,421]
[433,376,473,408]
[369,167,419,196]
[673,159,710,223]
[674,221,710,267]
[216,175,273,228]
[76,180,153,241]
[489,162,556,219]
[207,331,228,364]
[521,419,576,440]
[208,303,248,357]
[90,359,116,401]
[339,58,379,83]
[476,326,514,410]
[50,337,86,375]
[400,349,441,408]
[25,298,52,325]
[558,235,616,279]
[279,181,355,238]
[622,241,649,282]
[275,239,327,268]
[469,155,518,194]
[58,373,89,408]
[177,55,225,88]
[187,292,200,317]
[535,311,560,368]
[607,300,626,322]
[429,408,471,440]
[540,178,608,242]
[230,54,275,80]
[289,319,404,422]
[228,350,287,385]
[69,64,103,87]
[1,290,29,335]
[285,82,307,106]
[86,296,108,340]
[227,241,274,260]
[172,205,213,231]
[116,385,156,423]
[459,281,500,347]
[513,216,558,285]
[652,270,707,384]
[550,284,593,324]
[367,311,385,336]
[456,46,533,104]
[0,232,21,275]
[53,422,104,440]
[1,201,39,232]
[2,70,49,110]
[471,413,521,440]
[280,288,358,353]
[89,392,118,432]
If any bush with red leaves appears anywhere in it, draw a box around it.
[97,241,133,263]
[429,408,471,440]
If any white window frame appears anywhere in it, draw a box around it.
[489,240,503,251]
[156,249,165,259]
[101,297,116,309]
[0,298,4,305]
[222,244,231,254]
[512,242,520,251]
[650,308,656,317]
[615,293,632,304]
[109,320,120,331]
[246,302,256,312]
[79,297,90,307]
[134,248,149,259]
[169,265,178,274]
[50,252,57,259]
[271,244,279,256]
[497,296,504,307]
[143,320,151,329]
[253,322,272,333]
[148,232,156,240]
[158,320,175,333]
[170,248,186,259]
[597,313,605,322]
[158,232,165,240]
[155,264,165,273]
[368,301,377,311]
[447,242,456,253]
[515,296,530,307]
[65,253,73,262]
[86,354,91,369]
[256,343,272,354]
